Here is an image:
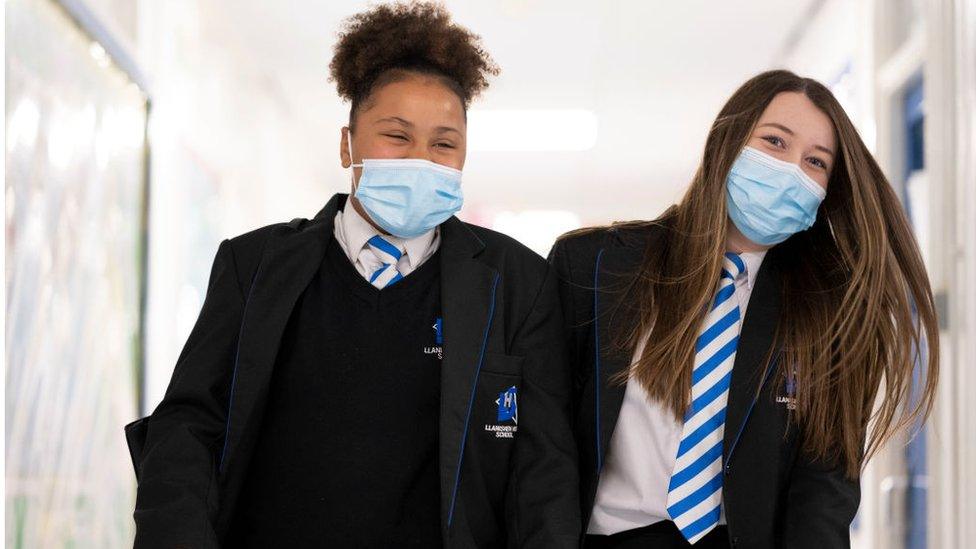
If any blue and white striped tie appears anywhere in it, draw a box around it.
[666,252,746,544]
[366,234,405,289]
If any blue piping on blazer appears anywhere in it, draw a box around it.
[447,271,501,526]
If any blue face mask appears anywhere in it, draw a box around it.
[351,158,464,238]
[726,146,827,246]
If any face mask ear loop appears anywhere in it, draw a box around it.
[347,130,363,169]
[347,138,364,193]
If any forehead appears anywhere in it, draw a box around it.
[361,76,466,126]
[757,91,836,152]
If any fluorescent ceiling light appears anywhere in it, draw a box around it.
[467,109,598,152]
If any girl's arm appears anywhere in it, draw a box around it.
[783,451,860,547]
[133,239,246,548]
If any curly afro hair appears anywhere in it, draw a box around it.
[329,2,499,123]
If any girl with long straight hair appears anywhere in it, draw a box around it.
[551,69,939,548]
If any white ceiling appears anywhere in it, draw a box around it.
[163,0,817,227]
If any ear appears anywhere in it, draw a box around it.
[340,126,352,168]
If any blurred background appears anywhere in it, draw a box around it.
[4,0,975,546]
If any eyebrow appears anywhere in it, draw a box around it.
[758,122,835,157]
[375,117,462,136]
[376,116,414,128]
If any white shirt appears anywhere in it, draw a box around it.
[587,250,766,535]
[333,203,440,281]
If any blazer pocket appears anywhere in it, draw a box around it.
[480,352,524,377]
[477,354,524,444]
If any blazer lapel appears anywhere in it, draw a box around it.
[592,241,647,472]
[436,217,497,532]
[722,250,781,461]
[220,194,343,474]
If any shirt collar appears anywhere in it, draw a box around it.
[736,250,767,291]
[339,202,437,269]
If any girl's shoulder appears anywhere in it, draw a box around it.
[554,208,675,254]
[550,209,677,284]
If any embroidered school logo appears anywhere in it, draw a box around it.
[484,386,519,439]
[423,317,443,360]
[775,369,798,410]
[496,386,518,423]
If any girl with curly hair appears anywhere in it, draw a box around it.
[131,3,579,547]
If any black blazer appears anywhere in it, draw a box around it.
[548,221,859,549]
[129,193,580,548]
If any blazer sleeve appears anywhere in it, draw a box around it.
[783,451,861,548]
[133,239,246,548]
[507,263,582,548]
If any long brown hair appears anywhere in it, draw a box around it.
[611,70,939,478]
